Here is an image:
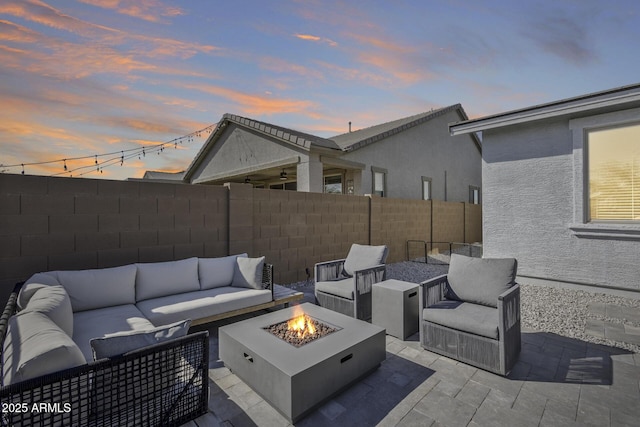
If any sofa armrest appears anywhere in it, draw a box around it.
[0,330,209,426]
[0,282,23,378]
[353,264,386,296]
[314,259,346,282]
[419,274,448,308]
[263,263,274,299]
[498,283,520,332]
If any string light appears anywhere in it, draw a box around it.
[1,124,216,178]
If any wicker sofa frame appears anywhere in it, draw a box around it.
[314,259,386,321]
[0,283,209,427]
[419,275,521,376]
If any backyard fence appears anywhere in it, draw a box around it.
[0,174,481,305]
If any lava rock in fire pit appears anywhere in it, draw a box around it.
[264,315,338,347]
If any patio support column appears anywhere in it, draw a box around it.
[297,154,323,193]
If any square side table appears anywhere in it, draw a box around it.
[372,279,419,340]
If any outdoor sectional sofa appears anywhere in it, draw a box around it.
[0,254,274,426]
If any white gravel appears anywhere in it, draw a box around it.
[287,260,640,353]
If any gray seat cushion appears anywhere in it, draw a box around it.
[136,287,273,326]
[315,278,354,300]
[446,254,517,308]
[423,300,499,340]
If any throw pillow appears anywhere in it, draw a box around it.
[90,319,191,360]
[231,256,265,289]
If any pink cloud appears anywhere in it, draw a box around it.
[294,33,338,47]
[78,0,184,23]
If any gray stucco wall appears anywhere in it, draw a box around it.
[482,119,640,292]
[342,109,482,202]
[190,124,306,184]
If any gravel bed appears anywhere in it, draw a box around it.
[285,261,640,353]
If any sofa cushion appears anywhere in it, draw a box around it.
[136,287,273,326]
[199,253,247,290]
[231,256,265,290]
[315,278,354,300]
[56,264,137,312]
[136,257,200,302]
[343,244,388,277]
[446,254,517,308]
[18,272,60,309]
[22,285,73,337]
[2,311,86,385]
[90,319,191,360]
[423,300,499,339]
[73,305,155,361]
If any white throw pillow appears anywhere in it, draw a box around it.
[231,256,265,290]
[56,264,137,312]
[90,319,191,360]
[19,272,60,309]
[135,258,200,301]
[199,254,248,290]
[2,311,86,385]
[22,285,73,337]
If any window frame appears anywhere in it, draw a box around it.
[569,107,640,239]
[421,176,432,200]
[323,174,344,194]
[371,166,387,197]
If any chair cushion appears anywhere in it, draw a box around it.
[315,278,355,300]
[446,254,517,308]
[231,256,265,289]
[90,319,191,360]
[199,253,247,290]
[136,287,273,326]
[56,264,137,312]
[136,257,200,301]
[22,285,73,337]
[19,272,61,309]
[423,300,499,340]
[2,311,86,385]
[343,244,388,277]
[73,305,155,361]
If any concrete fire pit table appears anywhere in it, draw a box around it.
[219,303,386,423]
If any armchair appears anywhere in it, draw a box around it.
[419,254,520,376]
[314,244,388,320]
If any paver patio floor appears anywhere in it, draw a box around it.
[185,293,640,427]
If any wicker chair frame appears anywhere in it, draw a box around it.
[314,259,386,321]
[418,275,521,376]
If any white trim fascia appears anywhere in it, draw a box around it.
[192,156,300,184]
[450,89,640,136]
[319,156,366,170]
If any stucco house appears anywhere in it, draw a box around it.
[179,104,482,202]
[450,83,640,295]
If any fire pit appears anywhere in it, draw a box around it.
[219,303,385,423]
[263,306,339,347]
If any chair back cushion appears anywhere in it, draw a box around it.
[57,264,137,312]
[199,253,247,290]
[446,254,517,308]
[136,257,200,301]
[343,244,388,277]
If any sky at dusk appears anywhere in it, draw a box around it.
[1,0,639,180]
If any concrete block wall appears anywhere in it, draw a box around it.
[0,174,481,305]
[0,174,228,304]
[371,197,431,263]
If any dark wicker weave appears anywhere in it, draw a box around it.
[0,285,209,427]
[314,259,386,321]
[418,275,521,376]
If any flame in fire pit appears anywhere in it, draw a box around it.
[287,307,316,338]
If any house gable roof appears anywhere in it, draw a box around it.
[331,104,468,152]
[450,83,640,136]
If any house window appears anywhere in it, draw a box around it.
[587,123,640,221]
[324,175,343,194]
[469,186,481,204]
[270,182,297,191]
[422,177,432,200]
[372,167,387,197]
